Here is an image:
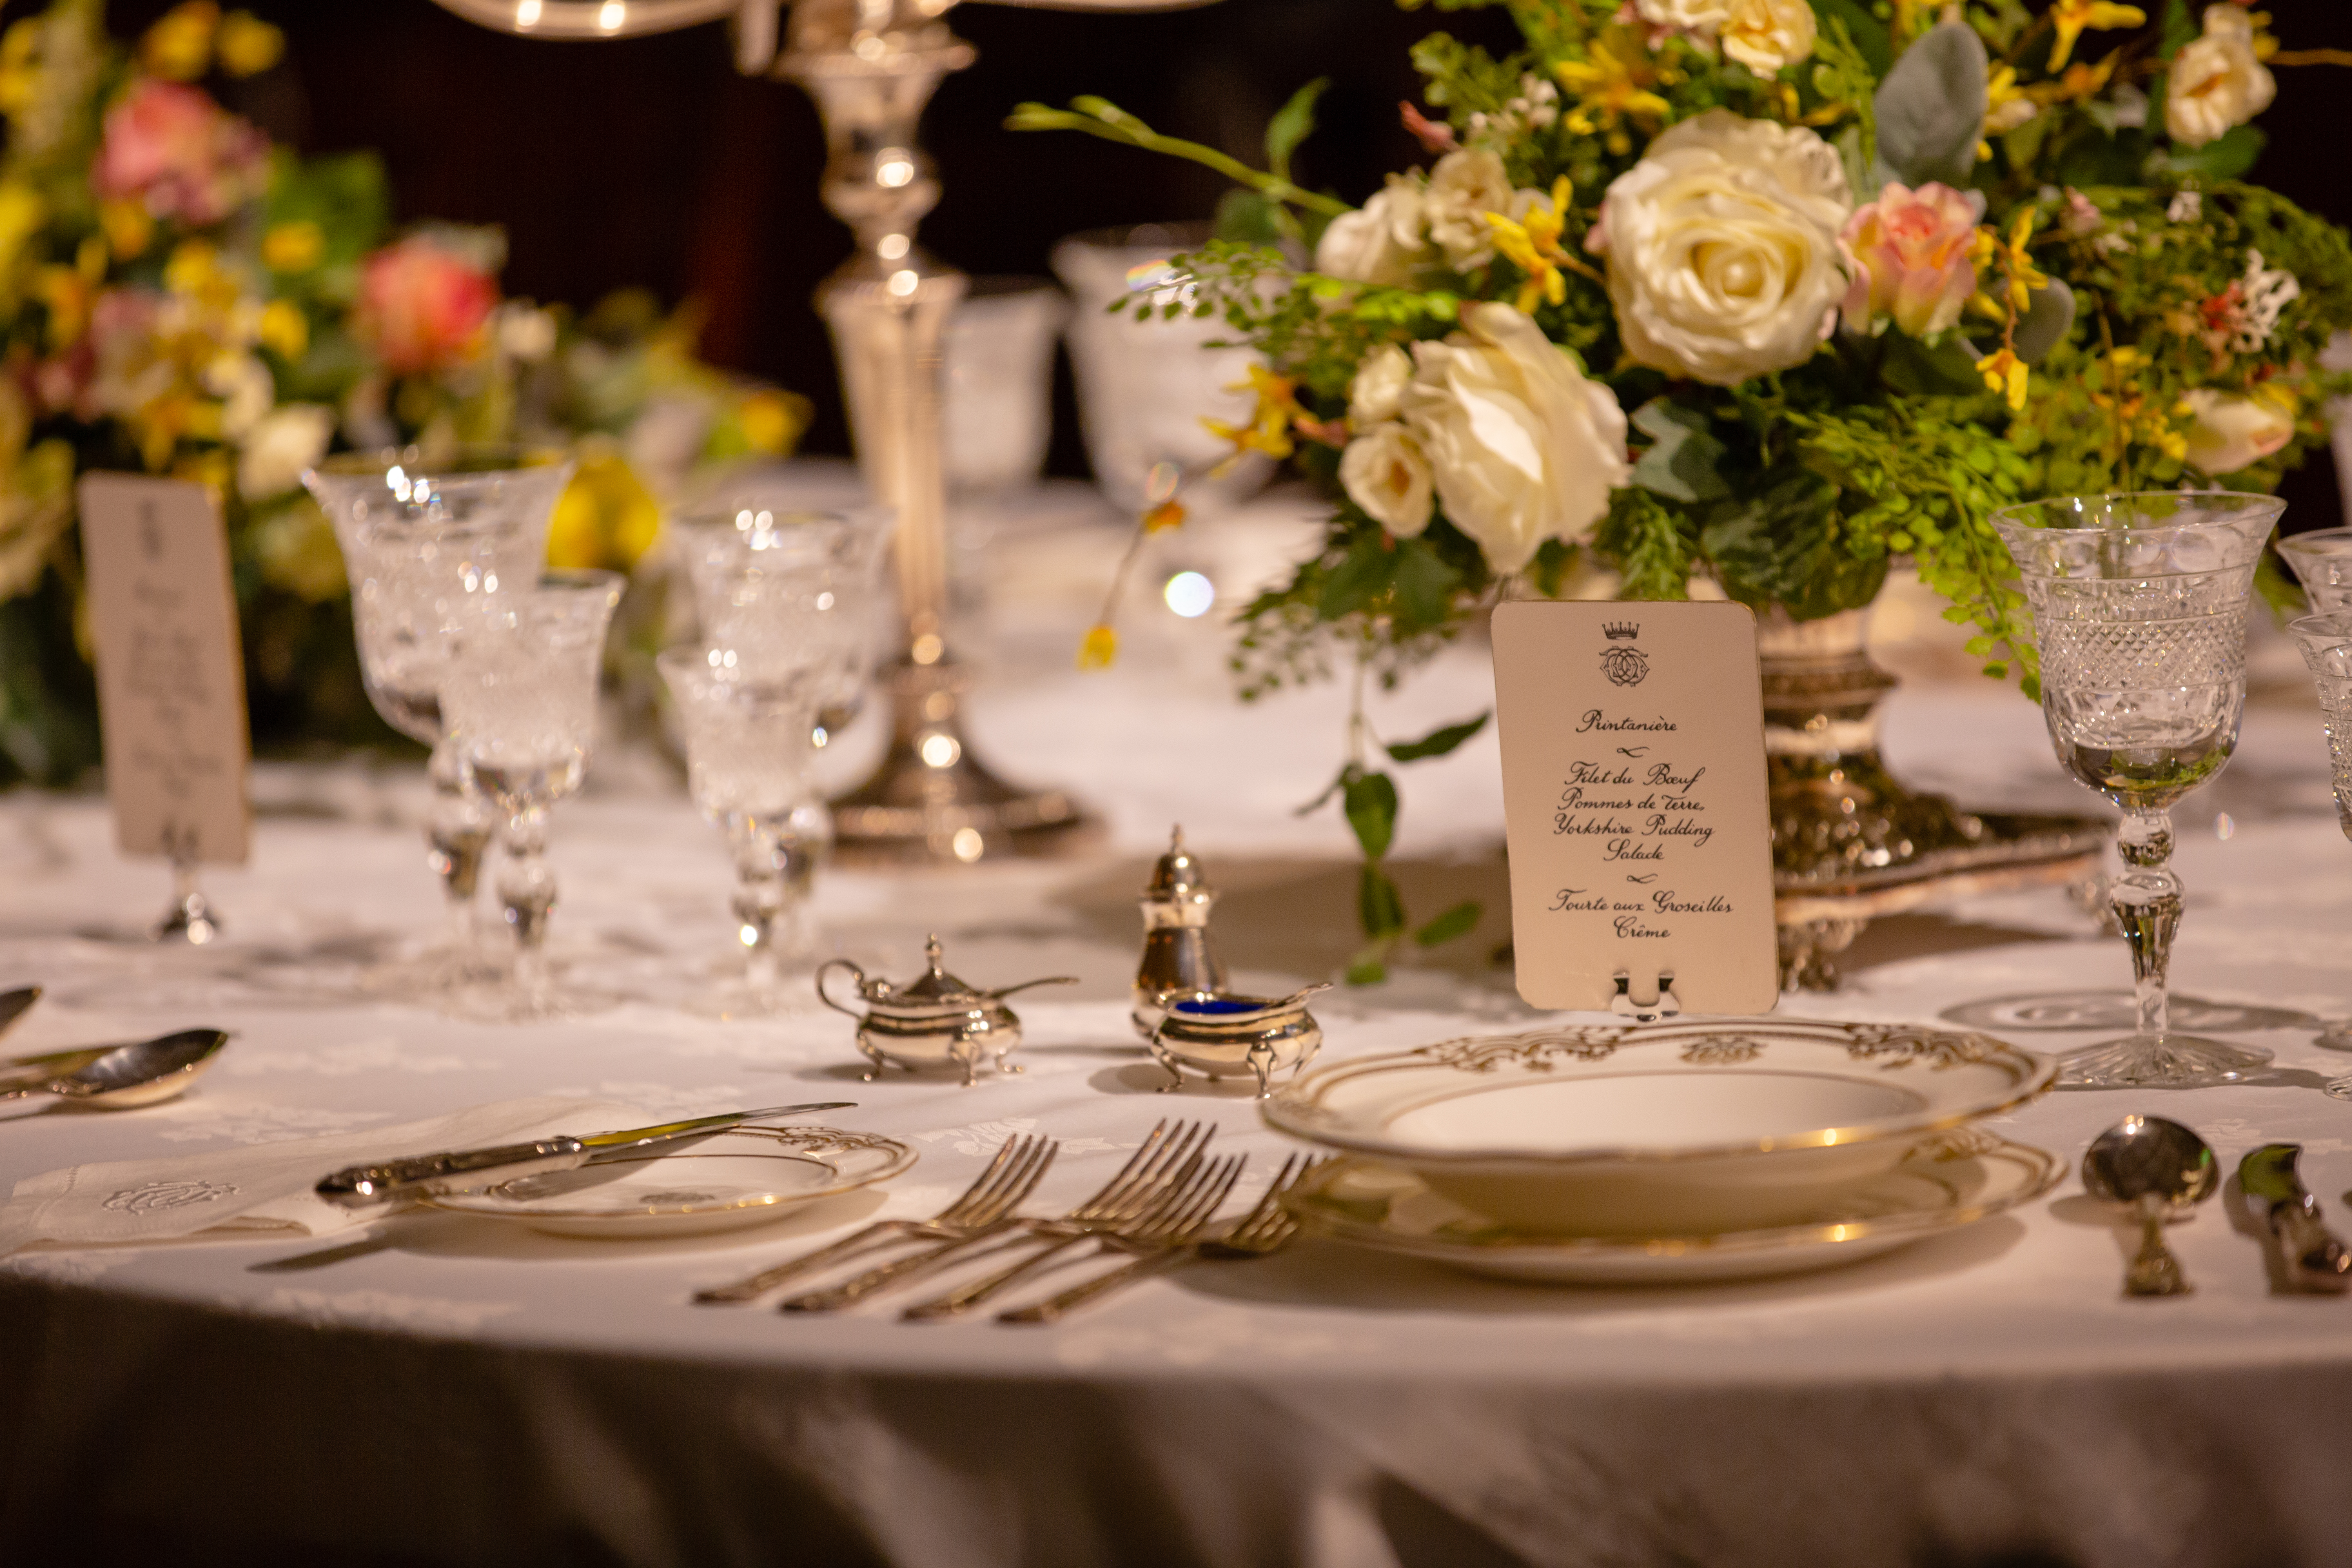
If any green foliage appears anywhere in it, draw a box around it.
[1869,20,1985,189]
[1386,711,1489,762]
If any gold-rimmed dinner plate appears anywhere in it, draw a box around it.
[1283,1130,2062,1285]
[420,1126,915,1238]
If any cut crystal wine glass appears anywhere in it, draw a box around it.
[657,646,831,1016]
[2285,609,2352,1077]
[304,448,571,987]
[441,569,624,1021]
[2277,528,2352,611]
[1993,491,2284,1088]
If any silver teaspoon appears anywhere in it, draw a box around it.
[0,1029,230,1110]
[2082,1115,2218,1296]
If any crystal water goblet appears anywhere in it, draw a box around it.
[673,503,886,746]
[304,448,572,984]
[2278,528,2352,611]
[441,570,624,1020]
[1993,491,2285,1088]
[656,647,831,1015]
[2285,609,2352,1073]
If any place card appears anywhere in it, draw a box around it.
[1491,600,1775,1014]
[77,474,251,866]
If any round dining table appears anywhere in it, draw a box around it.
[4,485,2352,1568]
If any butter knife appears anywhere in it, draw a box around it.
[2238,1144,2352,1294]
[315,1102,855,1209]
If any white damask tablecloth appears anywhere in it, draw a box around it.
[5,486,2352,1568]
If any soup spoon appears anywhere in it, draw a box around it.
[2081,1115,2218,1296]
[0,1029,231,1110]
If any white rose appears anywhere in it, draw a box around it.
[2165,7,2275,148]
[1315,174,1431,286]
[2181,389,2293,475]
[1423,149,1516,270]
[1340,422,1436,538]
[238,402,336,500]
[203,352,276,441]
[1593,109,1852,386]
[1721,0,1816,75]
[1400,302,1630,572]
[1635,0,1731,36]
[1348,343,1414,425]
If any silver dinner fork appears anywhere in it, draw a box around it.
[902,1147,1244,1321]
[779,1120,1212,1314]
[694,1134,1055,1305]
[998,1154,1318,1325]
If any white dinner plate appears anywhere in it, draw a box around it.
[1261,1019,2055,1235]
[420,1126,915,1238]
[1284,1129,2061,1284]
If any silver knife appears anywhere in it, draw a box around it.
[2238,1144,2352,1294]
[314,1102,855,1209]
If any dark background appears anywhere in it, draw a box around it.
[109,0,2352,526]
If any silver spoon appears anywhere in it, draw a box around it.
[2081,1114,2218,1296]
[0,1029,230,1110]
[0,987,39,1042]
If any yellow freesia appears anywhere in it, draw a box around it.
[258,298,308,361]
[1142,499,1187,533]
[546,441,661,573]
[262,220,324,274]
[141,1,218,82]
[1976,346,2029,412]
[216,11,284,77]
[1486,176,1574,314]
[2048,0,2145,73]
[1556,30,1675,155]
[1201,363,1303,467]
[0,181,45,278]
[1077,624,1118,671]
[98,199,152,262]
[737,388,804,456]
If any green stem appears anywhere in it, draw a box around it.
[1007,102,1351,219]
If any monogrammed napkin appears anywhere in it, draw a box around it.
[0,1095,641,1256]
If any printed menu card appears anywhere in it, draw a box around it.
[1491,599,1775,1014]
[77,473,251,866]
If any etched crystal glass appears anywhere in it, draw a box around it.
[657,647,831,1015]
[2278,528,2352,612]
[2285,609,2352,1072]
[1993,492,2284,1087]
[304,449,571,984]
[441,570,623,1020]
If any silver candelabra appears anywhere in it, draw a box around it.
[429,0,1208,863]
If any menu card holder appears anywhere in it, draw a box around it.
[1491,600,1778,1017]
[76,474,251,942]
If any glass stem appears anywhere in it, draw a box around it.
[2111,810,2183,1040]
[425,737,491,948]
[497,803,556,1010]
[732,843,788,998]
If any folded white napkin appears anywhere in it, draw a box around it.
[0,1095,641,1256]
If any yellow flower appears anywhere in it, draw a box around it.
[2027,51,2119,107]
[2047,0,2144,73]
[1201,363,1303,466]
[1142,499,1187,533]
[546,441,661,572]
[1977,345,2030,411]
[0,181,46,276]
[737,388,804,455]
[252,497,347,602]
[98,199,152,262]
[33,265,89,349]
[216,11,284,77]
[262,220,324,274]
[0,20,40,118]
[1077,623,1118,671]
[1556,30,1675,156]
[1976,210,2047,314]
[258,298,307,361]
[141,1,219,82]
[1486,177,1575,314]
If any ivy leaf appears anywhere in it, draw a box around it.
[1357,862,1406,940]
[1816,0,1890,76]
[2157,0,2197,56]
[1387,535,1463,630]
[1630,399,1732,503]
[1342,768,1398,862]
[1345,943,1391,987]
[2012,279,2076,364]
[1878,330,1986,397]
[1264,77,1330,183]
[2156,124,2265,181]
[1412,899,1481,947]
[1386,711,1490,762]
[1871,21,1986,189]
[1317,530,1392,621]
[1212,187,1285,245]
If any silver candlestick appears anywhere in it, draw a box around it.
[429,0,1209,862]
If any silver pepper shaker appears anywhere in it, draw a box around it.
[1132,826,1227,1040]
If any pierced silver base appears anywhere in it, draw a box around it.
[2058,1032,2273,1089]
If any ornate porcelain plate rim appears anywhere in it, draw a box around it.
[1284,1133,2062,1269]
[420,1126,916,1224]
[1260,1020,2055,1169]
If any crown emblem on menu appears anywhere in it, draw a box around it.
[1603,621,1639,640]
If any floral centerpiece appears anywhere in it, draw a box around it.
[0,0,808,786]
[1021,0,2352,982]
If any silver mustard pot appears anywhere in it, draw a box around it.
[1149,982,1330,1098]
[819,935,1076,1086]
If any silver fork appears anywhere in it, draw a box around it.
[779,1120,1212,1314]
[901,1147,1244,1321]
[998,1154,1317,1325]
[694,1134,1054,1305]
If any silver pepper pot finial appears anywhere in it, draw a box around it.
[1132,825,1227,1039]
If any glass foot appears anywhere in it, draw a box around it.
[2316,1021,2352,1054]
[439,976,622,1024]
[2058,1032,2273,1089]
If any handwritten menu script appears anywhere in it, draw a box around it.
[77,474,251,866]
[1491,600,1775,1013]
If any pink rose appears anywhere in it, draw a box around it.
[92,80,268,227]
[1838,180,1985,340]
[353,234,499,376]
